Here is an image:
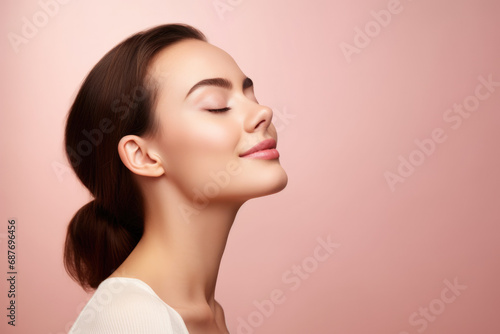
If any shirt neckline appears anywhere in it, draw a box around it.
[100,276,189,332]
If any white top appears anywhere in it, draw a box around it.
[68,277,189,334]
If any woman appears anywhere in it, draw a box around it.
[64,23,288,334]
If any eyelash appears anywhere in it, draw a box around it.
[206,107,231,113]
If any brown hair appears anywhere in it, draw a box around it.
[63,23,207,290]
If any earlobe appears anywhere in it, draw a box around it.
[117,135,165,177]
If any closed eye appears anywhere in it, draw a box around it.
[206,107,231,113]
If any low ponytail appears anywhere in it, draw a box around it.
[63,24,207,290]
[64,200,142,290]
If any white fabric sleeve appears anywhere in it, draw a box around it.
[68,278,189,334]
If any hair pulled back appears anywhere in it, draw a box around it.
[63,23,206,290]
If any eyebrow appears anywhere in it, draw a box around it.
[185,77,253,99]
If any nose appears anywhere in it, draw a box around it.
[244,103,273,133]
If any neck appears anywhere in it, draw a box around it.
[119,180,244,310]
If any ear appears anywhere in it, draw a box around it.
[117,135,165,177]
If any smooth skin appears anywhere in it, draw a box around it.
[110,39,288,334]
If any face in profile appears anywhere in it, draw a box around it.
[145,39,288,205]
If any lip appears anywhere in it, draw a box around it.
[239,138,279,159]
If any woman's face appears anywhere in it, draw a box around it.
[147,39,288,205]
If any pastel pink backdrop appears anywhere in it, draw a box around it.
[1,0,499,333]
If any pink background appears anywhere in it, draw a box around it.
[1,0,500,333]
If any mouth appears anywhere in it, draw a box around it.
[239,138,280,159]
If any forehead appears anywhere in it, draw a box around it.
[148,39,245,98]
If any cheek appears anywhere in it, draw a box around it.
[159,114,240,188]
[182,116,237,157]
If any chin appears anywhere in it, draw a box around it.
[213,160,288,203]
[266,168,288,194]
[243,164,288,200]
